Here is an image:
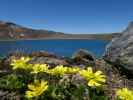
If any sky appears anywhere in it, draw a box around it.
[0,0,133,34]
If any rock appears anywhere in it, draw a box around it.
[59,74,86,88]
[0,91,8,97]
[104,22,133,75]
[30,57,69,66]
[0,91,20,100]
[0,58,12,74]
[2,50,96,69]
[29,51,69,66]
[30,51,57,58]
[72,49,95,66]
[9,51,28,57]
[6,51,68,66]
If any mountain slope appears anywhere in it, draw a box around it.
[0,21,117,40]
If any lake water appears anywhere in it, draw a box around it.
[0,40,109,57]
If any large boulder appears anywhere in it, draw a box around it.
[72,49,95,66]
[104,22,133,75]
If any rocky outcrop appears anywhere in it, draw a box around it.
[0,49,96,71]
[104,22,133,75]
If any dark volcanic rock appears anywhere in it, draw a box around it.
[30,51,57,58]
[72,49,95,66]
[104,22,133,75]
[29,51,69,65]
[30,57,69,66]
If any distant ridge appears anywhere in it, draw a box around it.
[0,21,119,40]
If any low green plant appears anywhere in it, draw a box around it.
[0,74,25,90]
[116,88,133,100]
[79,67,106,87]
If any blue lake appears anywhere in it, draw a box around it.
[0,40,109,57]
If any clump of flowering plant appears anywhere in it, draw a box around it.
[11,57,32,70]
[79,67,106,87]
[25,80,48,98]
[116,88,133,100]
[31,64,49,74]
[9,56,109,99]
[48,65,68,76]
[66,67,80,74]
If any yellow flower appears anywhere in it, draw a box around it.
[116,88,133,100]
[66,67,80,74]
[11,57,31,70]
[31,64,49,74]
[25,80,48,98]
[79,67,93,79]
[79,67,106,87]
[48,65,68,76]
